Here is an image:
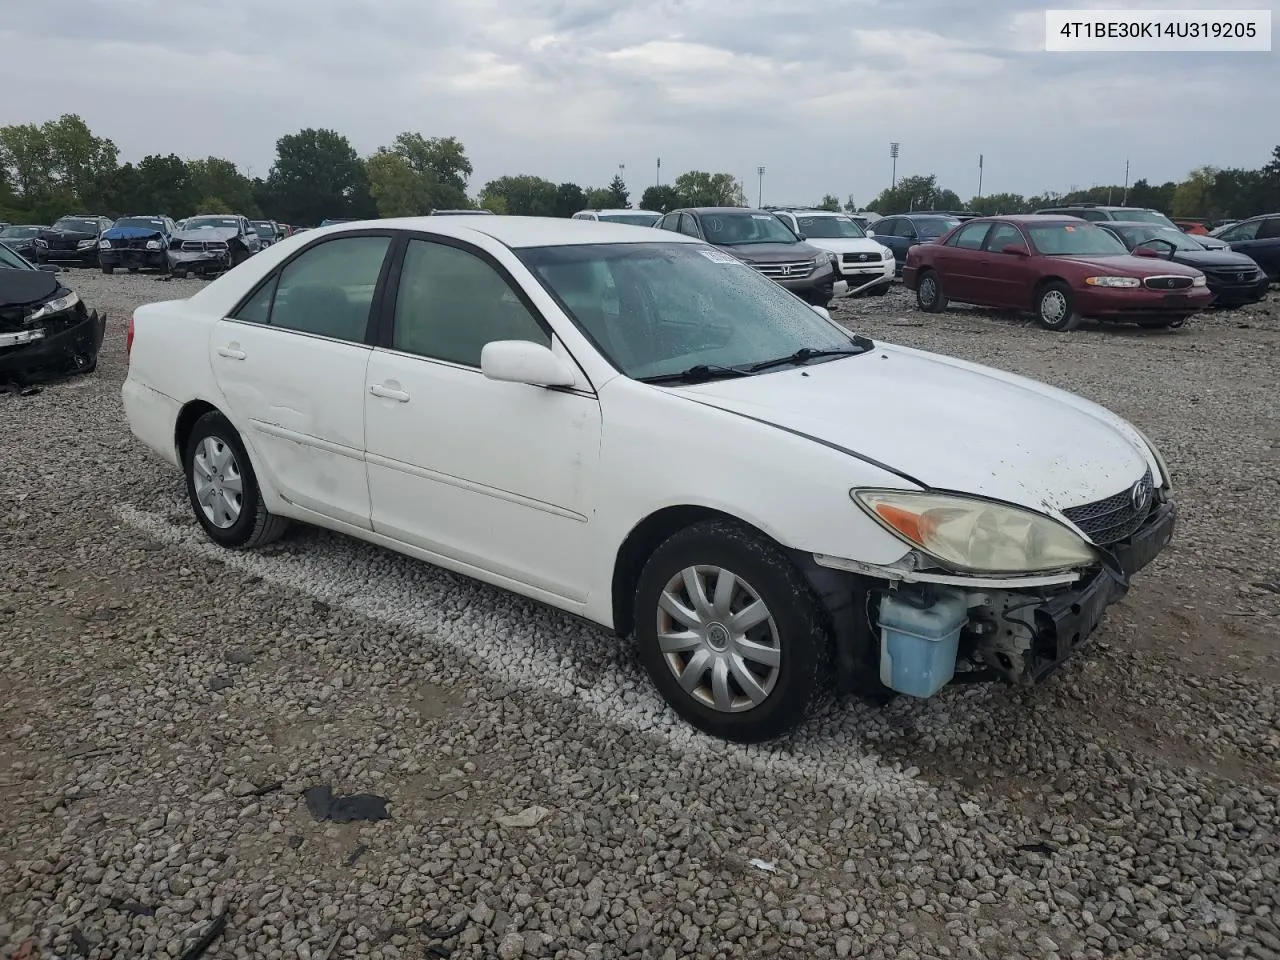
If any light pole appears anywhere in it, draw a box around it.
[757,166,766,207]
[889,142,900,189]
[977,154,984,202]
[656,157,661,187]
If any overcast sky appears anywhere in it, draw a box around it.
[2,0,1275,207]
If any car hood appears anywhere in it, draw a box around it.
[671,344,1151,515]
[103,226,167,241]
[172,227,238,242]
[1048,254,1204,278]
[1166,248,1262,270]
[803,238,889,255]
[0,270,61,309]
[715,241,821,263]
[38,228,97,242]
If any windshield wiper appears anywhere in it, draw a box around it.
[636,364,752,385]
[747,337,874,373]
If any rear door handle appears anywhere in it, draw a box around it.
[217,346,246,360]
[369,383,410,402]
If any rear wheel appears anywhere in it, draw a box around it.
[916,270,948,313]
[1035,281,1082,331]
[183,412,289,549]
[633,519,829,743]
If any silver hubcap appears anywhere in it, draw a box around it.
[920,276,937,304]
[192,436,244,529]
[1041,290,1068,323]
[656,565,781,714]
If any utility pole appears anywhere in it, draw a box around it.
[1122,158,1130,206]
[757,166,766,207]
[977,154,984,202]
[656,157,661,187]
[889,142,900,189]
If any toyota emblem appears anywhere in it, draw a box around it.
[1130,479,1150,513]
[858,253,869,261]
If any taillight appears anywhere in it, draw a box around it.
[126,314,135,356]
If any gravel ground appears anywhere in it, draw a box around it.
[2,268,1278,960]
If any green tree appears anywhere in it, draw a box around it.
[867,174,964,215]
[843,195,859,213]
[967,192,1027,216]
[380,132,473,211]
[1171,166,1217,218]
[478,175,557,216]
[673,171,745,207]
[187,157,259,217]
[133,154,197,216]
[583,187,613,209]
[264,128,374,225]
[553,182,586,217]
[196,197,231,214]
[816,193,840,212]
[639,185,680,212]
[365,151,431,217]
[43,114,118,204]
[606,174,629,207]
[0,122,54,198]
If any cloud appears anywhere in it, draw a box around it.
[0,0,1275,205]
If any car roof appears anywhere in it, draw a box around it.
[969,214,1085,225]
[582,209,661,216]
[1098,220,1178,229]
[682,207,764,215]
[317,215,702,249]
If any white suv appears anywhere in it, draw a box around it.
[572,209,662,227]
[770,209,894,296]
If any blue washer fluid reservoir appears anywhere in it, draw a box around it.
[878,587,969,698]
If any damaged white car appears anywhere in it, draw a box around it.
[121,217,1176,743]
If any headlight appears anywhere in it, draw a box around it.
[851,489,1099,574]
[1132,426,1172,492]
[99,240,112,249]
[146,240,161,250]
[814,253,829,269]
[35,238,48,247]
[28,290,80,322]
[1085,276,1140,288]
[882,247,893,260]
[1192,275,1206,287]
[77,238,97,248]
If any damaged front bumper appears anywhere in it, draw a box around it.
[101,248,168,270]
[0,308,107,384]
[166,248,231,275]
[804,500,1177,699]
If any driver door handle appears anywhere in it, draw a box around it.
[370,383,410,402]
[217,346,246,360]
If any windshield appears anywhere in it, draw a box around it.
[699,212,799,246]
[0,243,32,269]
[516,242,860,380]
[1116,225,1202,252]
[114,218,166,231]
[598,212,662,227]
[185,217,239,230]
[1115,209,1174,226]
[0,226,41,238]
[794,215,867,239]
[1027,222,1129,256]
[52,217,99,233]
[914,217,961,240]
[251,222,275,236]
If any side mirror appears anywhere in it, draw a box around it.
[796,233,807,241]
[1132,245,1160,258]
[480,340,576,388]
[1000,244,1030,257]
[864,229,875,237]
[810,305,831,321]
[37,263,61,273]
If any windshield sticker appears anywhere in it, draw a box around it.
[751,214,773,220]
[698,248,743,264]
[1064,225,1076,231]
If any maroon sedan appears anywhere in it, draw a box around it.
[903,215,1212,331]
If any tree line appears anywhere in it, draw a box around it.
[2,114,1277,226]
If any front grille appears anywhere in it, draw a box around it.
[842,252,879,264]
[180,240,228,252]
[47,238,79,250]
[751,260,814,279]
[1143,275,1193,290]
[1203,266,1259,283]
[1062,469,1154,545]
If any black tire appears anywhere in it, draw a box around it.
[916,269,948,313]
[867,283,891,296]
[1035,281,1082,331]
[183,411,289,549]
[633,519,830,743]
[101,265,114,275]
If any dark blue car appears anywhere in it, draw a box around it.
[99,215,178,274]
[1214,214,1280,281]
[866,214,962,274]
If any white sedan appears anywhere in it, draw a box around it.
[122,216,1177,743]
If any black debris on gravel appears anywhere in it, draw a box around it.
[303,784,390,823]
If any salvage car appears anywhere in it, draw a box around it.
[121,217,1177,742]
[906,215,1212,330]
[1212,214,1280,281]
[866,213,962,274]
[250,220,285,248]
[167,215,262,278]
[99,215,179,274]
[33,215,114,266]
[656,207,844,306]
[1,241,105,385]
[769,208,895,296]
[1097,221,1270,308]
[0,224,48,261]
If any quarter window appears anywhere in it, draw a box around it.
[391,239,550,367]
[1256,217,1280,240]
[677,214,701,238]
[1220,220,1261,241]
[984,223,1025,251]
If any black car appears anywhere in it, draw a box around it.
[865,214,962,274]
[1097,221,1270,308]
[99,215,179,274]
[0,224,48,261]
[1212,214,1280,281]
[1033,203,1230,251]
[33,215,115,266]
[250,220,283,248]
[0,241,106,385]
[655,207,839,306]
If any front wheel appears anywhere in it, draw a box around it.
[633,519,829,743]
[1036,281,1082,331]
[183,411,289,549]
[916,270,948,313]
